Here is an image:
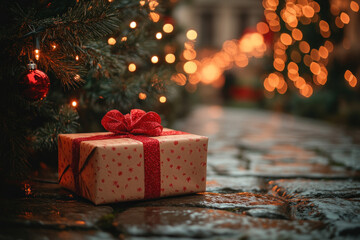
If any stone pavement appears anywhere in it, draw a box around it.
[1,105,360,239]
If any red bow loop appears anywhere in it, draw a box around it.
[101,109,163,136]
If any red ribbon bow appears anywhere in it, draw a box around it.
[101,109,163,136]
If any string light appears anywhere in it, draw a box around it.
[183,61,197,74]
[340,12,350,24]
[138,92,147,100]
[34,49,40,60]
[149,12,160,22]
[163,23,174,33]
[130,21,137,29]
[128,63,136,72]
[159,96,167,103]
[74,74,81,81]
[52,44,57,50]
[71,100,78,107]
[155,32,162,39]
[121,37,127,42]
[108,37,116,45]
[75,55,79,61]
[165,53,176,63]
[350,1,359,12]
[186,30,197,40]
[151,55,159,63]
[139,0,145,6]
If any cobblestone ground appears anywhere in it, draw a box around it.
[1,105,360,240]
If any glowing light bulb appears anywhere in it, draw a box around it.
[130,21,137,29]
[128,63,136,72]
[163,23,174,33]
[138,92,147,100]
[75,55,79,61]
[165,53,176,63]
[71,100,78,107]
[121,36,127,42]
[52,45,56,50]
[34,49,40,60]
[151,55,159,63]
[156,32,162,39]
[186,29,197,40]
[159,96,167,103]
[183,61,197,74]
[108,37,116,45]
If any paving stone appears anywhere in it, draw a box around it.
[0,197,113,228]
[0,227,116,240]
[206,176,268,193]
[114,206,328,239]
[294,198,360,222]
[270,179,360,198]
[133,192,290,219]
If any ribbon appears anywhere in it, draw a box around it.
[60,109,185,200]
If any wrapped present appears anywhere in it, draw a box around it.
[58,109,208,205]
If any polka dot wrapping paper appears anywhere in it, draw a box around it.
[58,129,208,205]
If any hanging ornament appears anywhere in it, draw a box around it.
[18,60,50,101]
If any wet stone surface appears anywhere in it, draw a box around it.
[2,105,360,239]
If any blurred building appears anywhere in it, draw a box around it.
[175,0,264,48]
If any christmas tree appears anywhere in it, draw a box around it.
[0,0,182,179]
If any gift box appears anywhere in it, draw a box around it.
[58,109,208,205]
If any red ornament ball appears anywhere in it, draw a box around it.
[19,69,50,101]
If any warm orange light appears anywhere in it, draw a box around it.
[121,37,127,42]
[186,30,197,40]
[149,0,159,11]
[335,16,345,28]
[268,73,279,88]
[52,45,57,50]
[75,55,79,61]
[183,49,197,60]
[138,92,147,100]
[277,82,288,94]
[149,12,160,22]
[171,73,187,86]
[302,5,315,18]
[163,23,174,33]
[256,22,269,34]
[324,41,334,52]
[156,32,162,39]
[151,56,159,63]
[34,49,40,60]
[310,62,321,75]
[350,1,359,12]
[165,53,176,63]
[310,49,320,61]
[200,63,222,84]
[340,12,350,24]
[159,96,167,103]
[234,54,248,68]
[349,77,358,87]
[264,78,275,92]
[287,62,299,74]
[318,46,329,59]
[319,20,329,32]
[74,74,81,81]
[71,100,78,107]
[273,58,285,71]
[295,77,306,89]
[292,29,303,41]
[280,33,292,45]
[183,61,197,74]
[108,37,116,45]
[130,21,137,28]
[344,70,353,81]
[128,63,136,72]
[299,41,310,53]
[139,0,145,6]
